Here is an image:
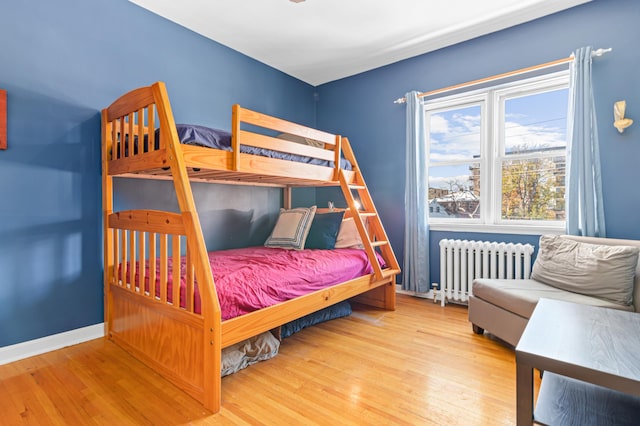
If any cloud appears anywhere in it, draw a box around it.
[429,114,449,133]
[504,121,566,151]
[429,111,481,162]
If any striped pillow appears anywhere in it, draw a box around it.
[264,206,317,250]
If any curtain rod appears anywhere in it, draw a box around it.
[393,47,612,104]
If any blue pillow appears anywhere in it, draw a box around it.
[305,211,345,250]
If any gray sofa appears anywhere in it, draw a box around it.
[468,235,640,346]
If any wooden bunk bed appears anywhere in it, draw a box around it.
[101,81,400,413]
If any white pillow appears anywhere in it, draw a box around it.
[334,217,365,249]
[264,206,317,250]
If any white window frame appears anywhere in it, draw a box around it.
[425,71,569,235]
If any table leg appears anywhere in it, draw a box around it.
[516,361,534,426]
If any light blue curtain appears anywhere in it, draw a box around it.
[566,46,606,237]
[402,91,430,293]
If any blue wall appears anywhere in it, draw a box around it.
[316,0,640,285]
[0,0,315,347]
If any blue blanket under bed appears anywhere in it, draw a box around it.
[280,300,352,338]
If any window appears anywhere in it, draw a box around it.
[425,71,569,233]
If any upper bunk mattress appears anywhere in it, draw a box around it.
[130,246,383,320]
[119,124,352,170]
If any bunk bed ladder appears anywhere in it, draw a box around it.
[338,138,400,281]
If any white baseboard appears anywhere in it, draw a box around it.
[0,323,105,366]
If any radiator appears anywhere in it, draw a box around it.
[437,239,534,306]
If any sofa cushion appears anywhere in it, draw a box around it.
[531,235,640,307]
[472,278,634,319]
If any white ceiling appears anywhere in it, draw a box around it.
[130,0,590,86]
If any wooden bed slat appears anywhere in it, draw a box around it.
[116,119,123,160]
[127,113,135,157]
[138,232,146,295]
[112,229,119,285]
[238,154,337,181]
[186,246,194,312]
[148,105,156,152]
[129,229,136,291]
[159,234,168,303]
[172,236,180,307]
[137,109,146,156]
[235,104,336,145]
[149,233,157,300]
[238,130,335,162]
[120,230,127,286]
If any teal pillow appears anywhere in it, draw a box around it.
[305,212,345,249]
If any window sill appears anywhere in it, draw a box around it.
[428,222,565,236]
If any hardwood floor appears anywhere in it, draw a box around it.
[0,295,537,425]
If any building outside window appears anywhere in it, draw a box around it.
[425,71,569,234]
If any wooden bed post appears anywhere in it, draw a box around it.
[333,135,342,181]
[283,187,292,210]
[101,110,114,338]
[152,82,222,413]
[231,104,241,171]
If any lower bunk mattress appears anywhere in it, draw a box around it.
[125,246,384,320]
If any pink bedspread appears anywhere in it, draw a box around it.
[129,247,385,320]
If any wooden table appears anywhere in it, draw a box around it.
[515,298,640,426]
